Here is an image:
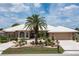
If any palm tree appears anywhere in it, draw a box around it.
[25,14,47,45]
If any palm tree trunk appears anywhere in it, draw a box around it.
[56,40,60,53]
[34,26,38,45]
[35,33,38,45]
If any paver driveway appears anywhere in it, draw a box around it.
[0,41,15,54]
[59,40,79,50]
[59,40,79,54]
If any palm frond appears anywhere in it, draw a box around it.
[25,14,47,33]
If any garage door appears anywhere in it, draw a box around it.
[54,33,73,40]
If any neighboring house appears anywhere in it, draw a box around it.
[2,24,78,40]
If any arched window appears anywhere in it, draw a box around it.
[20,32,24,38]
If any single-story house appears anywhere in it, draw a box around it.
[2,24,78,40]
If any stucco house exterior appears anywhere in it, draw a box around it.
[1,24,78,40]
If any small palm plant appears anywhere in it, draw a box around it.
[25,14,47,45]
[38,31,47,40]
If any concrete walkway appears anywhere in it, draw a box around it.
[59,40,79,55]
[0,41,15,54]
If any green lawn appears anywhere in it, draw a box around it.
[2,46,64,54]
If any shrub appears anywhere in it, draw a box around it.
[44,38,51,46]
[25,40,27,44]
[44,41,47,46]
[17,39,27,47]
[44,37,55,46]
[51,42,55,47]
[12,38,18,41]
[74,33,79,42]
[76,38,79,42]
[38,41,43,45]
[0,35,8,43]
[30,41,35,45]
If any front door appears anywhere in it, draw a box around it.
[30,32,35,38]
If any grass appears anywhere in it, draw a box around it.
[2,46,64,54]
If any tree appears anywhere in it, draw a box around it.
[11,23,20,27]
[0,28,3,31]
[25,14,47,45]
[75,28,79,41]
[75,28,79,31]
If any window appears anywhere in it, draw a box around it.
[20,32,24,38]
[26,32,28,37]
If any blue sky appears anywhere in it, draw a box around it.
[0,3,79,29]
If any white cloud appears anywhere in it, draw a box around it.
[0,3,42,14]
[0,17,10,25]
[0,3,31,13]
[0,7,9,12]
[10,4,30,13]
[15,19,26,24]
[65,19,72,22]
[33,3,41,8]
[46,4,79,28]
[63,5,79,10]
[39,10,46,14]
[61,5,79,17]
[0,19,5,23]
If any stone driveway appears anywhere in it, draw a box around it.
[59,40,79,55]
